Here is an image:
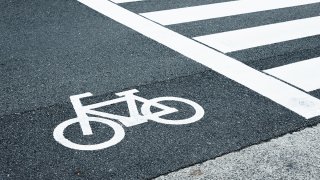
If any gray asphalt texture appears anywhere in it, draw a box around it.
[2,70,320,179]
[1,0,320,179]
[0,0,207,116]
[156,122,320,180]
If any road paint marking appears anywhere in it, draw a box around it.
[140,0,320,25]
[194,16,320,53]
[54,89,204,150]
[111,0,143,3]
[264,57,320,92]
[78,0,320,119]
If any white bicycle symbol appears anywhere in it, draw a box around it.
[53,89,204,150]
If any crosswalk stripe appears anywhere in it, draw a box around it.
[194,16,320,53]
[264,57,320,92]
[140,0,320,25]
[111,0,143,4]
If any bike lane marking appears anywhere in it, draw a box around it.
[140,0,320,25]
[53,89,205,151]
[78,0,320,119]
[3,70,320,179]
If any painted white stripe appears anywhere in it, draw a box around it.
[140,0,320,25]
[111,0,143,3]
[78,0,320,119]
[194,16,320,53]
[264,57,320,92]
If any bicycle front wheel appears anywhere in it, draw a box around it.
[141,96,204,125]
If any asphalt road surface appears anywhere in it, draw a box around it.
[1,0,320,179]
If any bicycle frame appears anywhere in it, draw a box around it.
[69,89,177,135]
[54,88,204,150]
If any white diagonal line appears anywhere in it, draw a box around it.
[194,16,320,53]
[78,0,320,119]
[140,0,320,25]
[264,57,320,92]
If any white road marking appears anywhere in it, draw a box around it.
[54,89,204,150]
[78,0,320,119]
[194,16,320,53]
[264,57,320,92]
[140,0,320,25]
[111,0,143,3]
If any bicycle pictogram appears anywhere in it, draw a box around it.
[53,89,204,150]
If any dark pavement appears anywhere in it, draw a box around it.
[1,0,320,179]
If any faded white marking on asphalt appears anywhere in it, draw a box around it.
[194,16,320,53]
[78,0,320,119]
[264,57,320,92]
[140,0,320,25]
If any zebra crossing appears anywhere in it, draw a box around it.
[129,1,320,94]
[265,57,320,92]
[193,16,320,53]
[2,1,320,179]
[101,2,320,177]
[139,0,320,25]
[80,0,320,119]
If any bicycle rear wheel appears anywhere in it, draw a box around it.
[53,117,125,150]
